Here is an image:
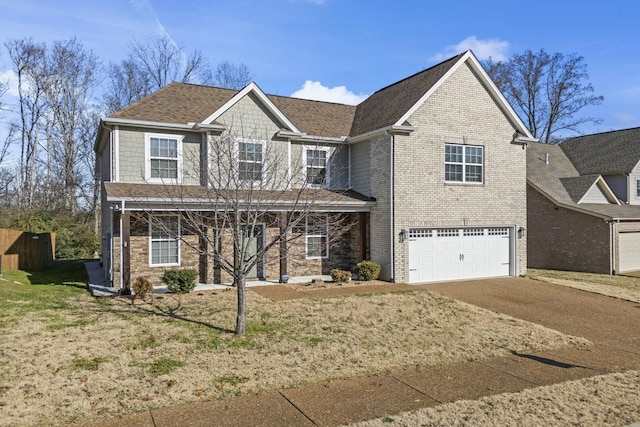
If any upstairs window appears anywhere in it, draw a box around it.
[150,215,180,266]
[146,133,182,183]
[306,214,328,259]
[445,144,483,183]
[304,147,329,187]
[637,179,640,197]
[238,140,264,182]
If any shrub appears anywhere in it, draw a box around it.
[132,276,153,300]
[330,269,351,283]
[355,260,381,281]
[161,269,198,294]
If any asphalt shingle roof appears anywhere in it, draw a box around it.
[560,127,640,175]
[107,53,466,139]
[527,142,640,220]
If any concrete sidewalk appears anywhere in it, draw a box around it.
[77,278,640,427]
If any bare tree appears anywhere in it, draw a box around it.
[128,34,211,90]
[212,61,253,89]
[103,59,152,115]
[42,38,100,213]
[142,127,353,335]
[5,38,47,208]
[484,49,604,143]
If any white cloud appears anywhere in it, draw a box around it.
[429,36,510,62]
[612,112,636,125]
[0,70,20,98]
[291,81,368,105]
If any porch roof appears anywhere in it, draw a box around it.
[104,182,375,212]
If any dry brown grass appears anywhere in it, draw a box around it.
[526,269,640,303]
[0,288,589,426]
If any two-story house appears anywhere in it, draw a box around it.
[527,129,640,274]
[95,50,533,291]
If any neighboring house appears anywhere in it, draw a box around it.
[527,133,640,274]
[95,50,532,291]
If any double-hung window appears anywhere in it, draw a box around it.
[150,215,180,266]
[445,144,483,183]
[146,133,182,183]
[306,215,328,259]
[637,179,640,197]
[238,140,264,182]
[304,147,329,187]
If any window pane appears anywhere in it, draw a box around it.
[307,215,327,236]
[465,146,483,164]
[307,167,326,185]
[445,164,462,181]
[445,145,462,162]
[466,165,483,182]
[307,236,327,257]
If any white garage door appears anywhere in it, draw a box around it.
[619,232,640,272]
[408,227,512,284]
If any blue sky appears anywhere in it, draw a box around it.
[0,0,638,135]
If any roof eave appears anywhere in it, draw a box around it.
[346,125,416,144]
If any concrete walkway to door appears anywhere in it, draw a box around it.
[76,278,640,427]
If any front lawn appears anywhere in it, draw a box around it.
[0,266,590,426]
[526,269,640,303]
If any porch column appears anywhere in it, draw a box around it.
[121,211,131,295]
[199,223,210,284]
[279,212,288,282]
[359,212,368,262]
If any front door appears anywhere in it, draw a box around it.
[243,224,264,279]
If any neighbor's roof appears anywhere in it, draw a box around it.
[527,142,640,220]
[560,127,640,175]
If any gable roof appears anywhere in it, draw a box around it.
[104,50,533,143]
[525,142,640,220]
[108,82,356,138]
[560,127,640,175]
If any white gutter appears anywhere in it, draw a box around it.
[347,125,416,145]
[102,117,226,132]
[276,130,347,144]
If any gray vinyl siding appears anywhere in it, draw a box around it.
[117,127,202,185]
[580,184,610,204]
[350,141,371,196]
[629,162,640,205]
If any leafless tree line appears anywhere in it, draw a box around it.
[0,34,253,226]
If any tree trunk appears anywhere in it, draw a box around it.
[235,273,246,335]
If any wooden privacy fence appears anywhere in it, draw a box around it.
[0,228,56,271]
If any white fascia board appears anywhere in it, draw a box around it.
[346,125,416,144]
[102,117,225,132]
[202,82,301,133]
[577,176,622,205]
[395,50,535,139]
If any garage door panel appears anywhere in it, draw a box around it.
[619,232,640,272]
[408,227,512,284]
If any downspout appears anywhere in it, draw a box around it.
[609,220,615,275]
[109,205,114,284]
[119,200,125,288]
[348,144,352,189]
[388,131,395,281]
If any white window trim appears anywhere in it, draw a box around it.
[303,145,330,188]
[236,138,266,183]
[149,214,181,267]
[144,132,184,184]
[305,214,329,259]
[444,143,484,184]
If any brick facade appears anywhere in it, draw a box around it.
[527,185,611,274]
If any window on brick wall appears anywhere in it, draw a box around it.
[445,144,483,183]
[149,215,180,266]
[145,133,183,183]
[306,214,328,259]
